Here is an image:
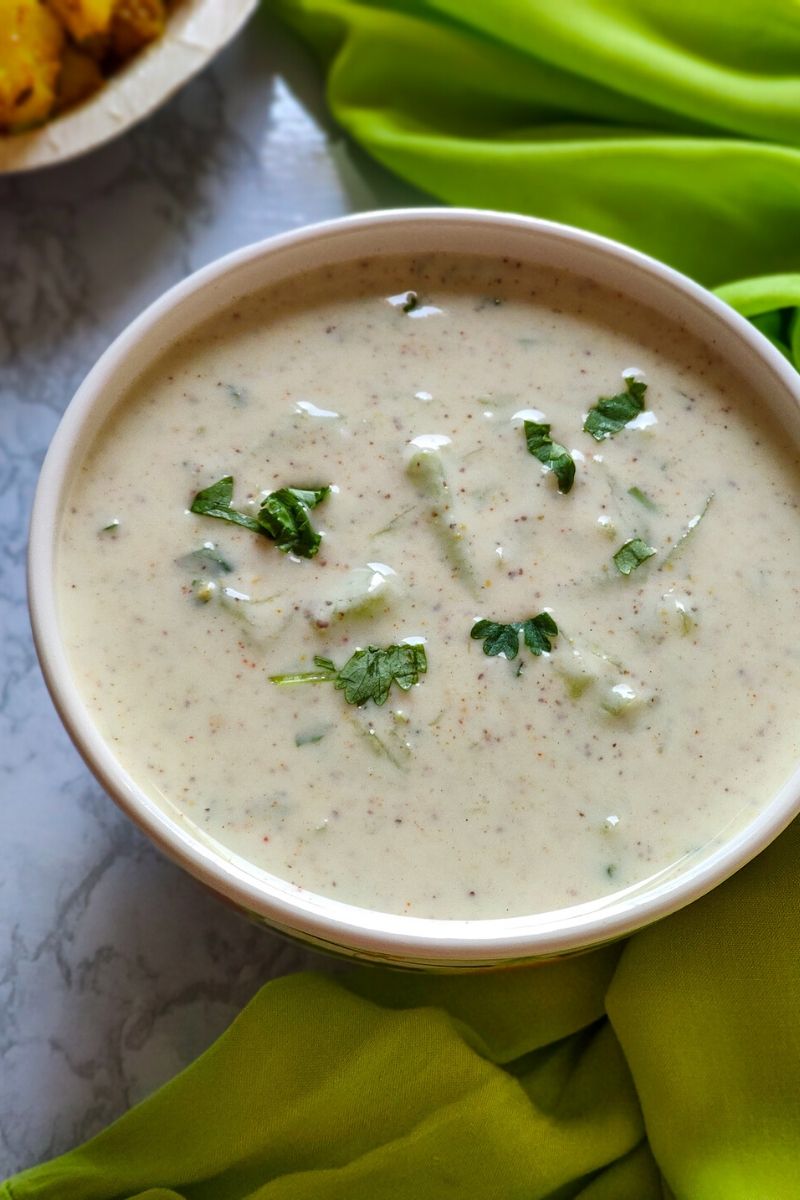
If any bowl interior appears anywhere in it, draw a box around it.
[28,209,800,966]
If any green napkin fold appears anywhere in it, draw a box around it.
[267,0,800,366]
[4,819,800,1199]
[270,0,800,287]
[7,3,800,1197]
[715,275,800,366]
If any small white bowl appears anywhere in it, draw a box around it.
[0,0,257,174]
[28,209,800,968]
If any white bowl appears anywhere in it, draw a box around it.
[0,0,257,174]
[28,209,800,968]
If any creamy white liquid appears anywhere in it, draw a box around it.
[58,254,800,918]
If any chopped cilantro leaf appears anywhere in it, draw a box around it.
[312,656,337,676]
[258,486,330,558]
[270,645,427,708]
[524,421,575,494]
[190,477,330,558]
[613,538,656,575]
[279,486,330,510]
[189,476,261,533]
[334,644,426,706]
[584,376,647,441]
[470,620,520,659]
[471,613,558,660]
[520,613,559,654]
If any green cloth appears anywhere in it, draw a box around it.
[269,0,800,287]
[266,0,800,367]
[7,3,800,1197]
[715,274,800,365]
[4,820,800,1198]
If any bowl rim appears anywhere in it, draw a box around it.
[0,0,258,175]
[28,206,800,965]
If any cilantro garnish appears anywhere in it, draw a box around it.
[258,487,330,556]
[270,645,428,707]
[613,538,656,575]
[470,613,558,660]
[189,477,261,532]
[402,291,419,313]
[524,421,575,494]
[190,476,330,558]
[584,376,647,441]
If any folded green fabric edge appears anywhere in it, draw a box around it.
[5,818,800,1199]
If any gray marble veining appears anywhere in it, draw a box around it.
[0,13,426,1178]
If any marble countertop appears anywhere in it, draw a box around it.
[0,13,426,1177]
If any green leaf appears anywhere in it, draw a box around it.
[613,538,656,575]
[270,645,427,708]
[471,613,559,659]
[190,477,330,558]
[335,644,427,706]
[470,619,521,659]
[584,376,647,441]
[524,421,575,494]
[402,291,419,313]
[282,486,330,510]
[313,655,337,674]
[257,486,330,558]
[189,477,261,533]
[520,613,559,655]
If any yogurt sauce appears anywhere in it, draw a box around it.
[57,253,800,919]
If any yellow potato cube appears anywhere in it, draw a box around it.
[111,0,165,60]
[46,0,116,42]
[55,42,103,110]
[0,0,64,131]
